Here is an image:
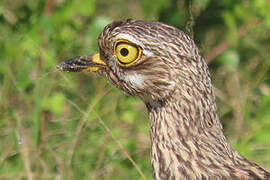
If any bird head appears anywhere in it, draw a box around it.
[58,20,205,104]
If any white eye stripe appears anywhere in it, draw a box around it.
[115,34,144,47]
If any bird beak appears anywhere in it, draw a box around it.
[57,53,107,72]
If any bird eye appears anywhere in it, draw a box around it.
[114,41,141,66]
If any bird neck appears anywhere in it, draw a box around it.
[145,89,268,179]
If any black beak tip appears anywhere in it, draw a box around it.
[57,61,79,72]
[56,63,63,70]
[56,56,83,72]
[56,61,69,72]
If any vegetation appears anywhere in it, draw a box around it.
[0,0,269,179]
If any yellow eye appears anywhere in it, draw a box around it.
[114,41,141,66]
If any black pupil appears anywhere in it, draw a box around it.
[120,48,129,57]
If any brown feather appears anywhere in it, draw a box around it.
[60,19,270,180]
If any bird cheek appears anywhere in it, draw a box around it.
[122,73,146,90]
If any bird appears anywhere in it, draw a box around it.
[57,19,270,180]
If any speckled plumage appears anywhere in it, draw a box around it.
[58,19,270,180]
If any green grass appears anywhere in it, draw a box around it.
[0,0,270,179]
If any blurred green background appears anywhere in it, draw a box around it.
[0,0,270,179]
